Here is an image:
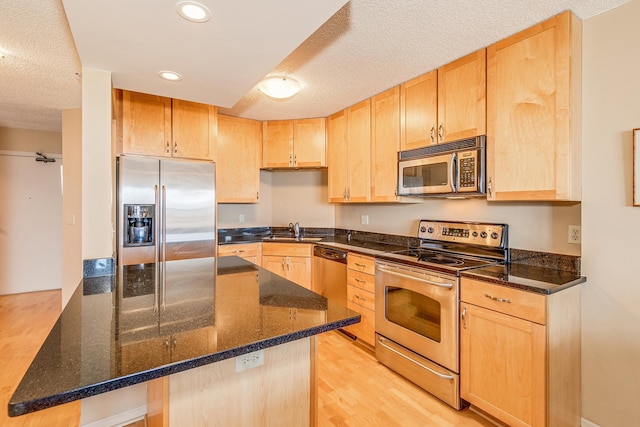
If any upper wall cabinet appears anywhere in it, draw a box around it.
[400,49,486,151]
[371,86,401,202]
[262,118,326,169]
[327,99,371,203]
[486,11,581,201]
[217,115,262,203]
[115,89,217,161]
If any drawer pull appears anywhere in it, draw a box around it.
[354,278,366,284]
[232,249,245,254]
[354,262,367,268]
[484,293,511,304]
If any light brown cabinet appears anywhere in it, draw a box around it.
[262,243,312,289]
[261,306,326,336]
[486,11,581,201]
[460,277,581,427]
[217,242,262,266]
[216,114,262,203]
[327,99,371,203]
[345,253,376,347]
[400,49,486,151]
[262,118,326,168]
[115,89,217,160]
[371,87,401,202]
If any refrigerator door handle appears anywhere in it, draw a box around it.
[154,184,160,313]
[161,184,167,310]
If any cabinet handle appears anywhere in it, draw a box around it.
[281,258,285,271]
[256,192,260,200]
[166,141,170,154]
[347,188,351,201]
[354,278,366,284]
[232,249,245,254]
[289,153,293,167]
[438,123,444,142]
[293,154,297,166]
[430,125,435,144]
[292,308,297,321]
[343,188,347,201]
[488,177,493,198]
[174,142,178,154]
[354,262,366,268]
[461,306,467,329]
[286,257,290,271]
[164,338,170,349]
[172,337,177,350]
[484,293,512,304]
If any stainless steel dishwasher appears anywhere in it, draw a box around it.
[312,246,347,306]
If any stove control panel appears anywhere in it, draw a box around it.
[418,220,508,248]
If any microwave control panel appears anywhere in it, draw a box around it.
[458,151,478,190]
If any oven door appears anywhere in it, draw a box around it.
[375,261,458,372]
[398,152,455,196]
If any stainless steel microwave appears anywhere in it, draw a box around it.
[397,136,486,197]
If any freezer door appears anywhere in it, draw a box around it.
[160,159,216,261]
[117,156,160,265]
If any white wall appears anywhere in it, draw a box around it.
[582,2,640,425]
[62,108,82,307]
[271,170,335,228]
[217,171,273,228]
[336,199,581,255]
[81,68,114,260]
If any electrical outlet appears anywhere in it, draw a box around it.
[236,350,264,372]
[568,225,581,244]
[239,214,245,223]
[360,215,369,225]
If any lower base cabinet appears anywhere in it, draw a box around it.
[460,278,581,427]
[345,253,376,347]
[262,243,312,289]
[218,242,262,266]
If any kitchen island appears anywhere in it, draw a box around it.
[9,256,360,426]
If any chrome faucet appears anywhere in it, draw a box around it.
[289,222,300,239]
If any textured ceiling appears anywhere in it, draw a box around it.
[0,0,630,133]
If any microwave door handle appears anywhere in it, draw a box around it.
[450,153,458,192]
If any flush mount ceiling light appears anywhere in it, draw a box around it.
[258,76,301,99]
[159,70,183,81]
[176,1,211,23]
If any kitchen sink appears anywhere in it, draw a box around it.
[262,236,323,242]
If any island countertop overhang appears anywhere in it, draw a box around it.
[9,256,360,417]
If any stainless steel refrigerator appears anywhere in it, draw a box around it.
[116,155,216,266]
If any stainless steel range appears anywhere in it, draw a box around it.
[375,220,508,409]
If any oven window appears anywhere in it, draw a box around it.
[402,162,448,188]
[385,286,441,342]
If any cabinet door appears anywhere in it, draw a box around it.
[286,256,311,289]
[347,99,371,202]
[170,327,216,362]
[293,118,326,167]
[371,86,400,202]
[171,99,217,161]
[327,109,348,202]
[262,120,294,168]
[460,303,546,427]
[217,115,262,203]
[400,70,437,150]
[437,49,486,143]
[262,255,286,277]
[120,90,172,157]
[486,11,581,201]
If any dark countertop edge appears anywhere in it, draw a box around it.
[461,269,587,295]
[8,314,359,417]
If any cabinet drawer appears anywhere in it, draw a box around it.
[345,304,375,347]
[347,270,375,293]
[347,285,375,311]
[461,278,546,324]
[218,243,260,258]
[262,242,312,257]
[347,253,375,275]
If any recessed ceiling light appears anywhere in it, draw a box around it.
[176,1,211,23]
[159,71,183,82]
[258,76,301,99]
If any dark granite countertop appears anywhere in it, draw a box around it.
[8,256,360,417]
[461,263,586,295]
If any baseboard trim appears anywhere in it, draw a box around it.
[80,405,147,427]
[582,418,601,427]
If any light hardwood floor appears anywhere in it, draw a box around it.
[1,291,494,426]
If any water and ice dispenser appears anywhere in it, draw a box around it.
[124,204,154,247]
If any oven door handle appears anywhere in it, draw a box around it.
[377,336,455,380]
[377,266,453,289]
